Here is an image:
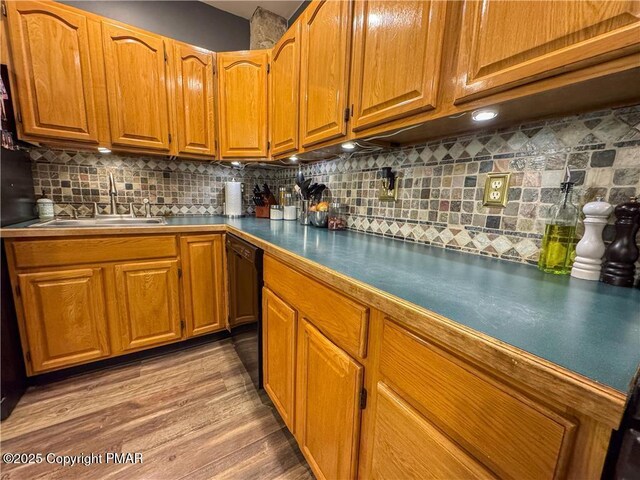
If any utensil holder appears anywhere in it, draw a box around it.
[299,200,311,226]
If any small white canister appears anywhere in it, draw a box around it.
[37,194,54,219]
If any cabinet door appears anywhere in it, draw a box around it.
[174,42,216,157]
[17,268,110,372]
[296,319,363,480]
[217,51,269,158]
[228,246,259,328]
[102,21,172,151]
[299,0,352,148]
[350,0,446,132]
[363,382,494,479]
[270,22,300,157]
[455,1,640,103]
[6,1,100,143]
[263,288,297,430]
[181,235,226,337]
[114,260,182,351]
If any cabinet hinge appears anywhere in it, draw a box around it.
[168,133,172,144]
[15,284,20,297]
[351,104,354,118]
[344,107,350,123]
[163,45,168,63]
[16,111,22,123]
[180,320,185,332]
[25,351,31,364]
[267,63,270,74]
[177,267,182,278]
[267,141,271,151]
[1,3,7,17]
[359,388,367,409]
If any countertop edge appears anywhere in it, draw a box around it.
[1,222,629,427]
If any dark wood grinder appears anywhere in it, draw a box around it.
[601,197,640,287]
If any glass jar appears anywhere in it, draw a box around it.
[283,192,297,221]
[328,203,347,231]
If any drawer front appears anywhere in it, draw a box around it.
[264,255,369,359]
[379,318,575,480]
[11,235,178,269]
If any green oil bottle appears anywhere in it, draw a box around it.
[538,178,578,274]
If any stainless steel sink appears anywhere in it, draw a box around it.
[29,216,167,228]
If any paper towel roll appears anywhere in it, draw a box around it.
[224,181,243,217]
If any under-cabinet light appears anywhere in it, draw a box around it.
[471,109,498,122]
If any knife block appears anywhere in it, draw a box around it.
[255,205,272,218]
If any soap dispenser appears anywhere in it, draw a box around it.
[571,197,613,281]
[538,168,578,274]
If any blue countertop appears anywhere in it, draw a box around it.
[5,216,640,392]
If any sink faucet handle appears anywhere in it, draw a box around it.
[71,206,79,219]
[92,202,99,218]
[143,198,152,218]
[129,202,136,218]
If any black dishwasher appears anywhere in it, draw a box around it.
[227,234,263,390]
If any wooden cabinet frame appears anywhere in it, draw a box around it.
[349,0,446,132]
[269,21,301,157]
[454,0,640,103]
[173,42,217,158]
[217,50,269,159]
[299,0,354,148]
[5,0,104,143]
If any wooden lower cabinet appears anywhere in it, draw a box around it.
[114,260,183,351]
[363,382,493,479]
[296,319,363,480]
[17,267,111,373]
[262,288,297,430]
[181,235,227,337]
[6,233,233,374]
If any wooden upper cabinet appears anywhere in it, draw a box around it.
[350,0,446,132]
[181,235,226,337]
[296,319,363,480]
[263,288,297,431]
[270,22,301,157]
[173,42,216,157]
[217,51,269,158]
[102,21,172,151]
[17,268,110,373]
[5,1,100,143]
[299,0,353,148]
[455,0,640,103]
[114,260,182,351]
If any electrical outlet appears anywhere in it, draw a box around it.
[482,173,511,207]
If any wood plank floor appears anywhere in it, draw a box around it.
[0,340,313,479]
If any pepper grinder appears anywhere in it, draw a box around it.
[601,197,640,287]
[571,197,613,281]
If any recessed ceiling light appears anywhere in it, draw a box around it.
[471,109,498,122]
[98,147,111,154]
[341,141,356,151]
[289,155,298,162]
[231,161,241,166]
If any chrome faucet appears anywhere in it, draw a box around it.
[143,198,152,218]
[108,172,118,215]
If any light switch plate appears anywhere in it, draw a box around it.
[482,173,511,207]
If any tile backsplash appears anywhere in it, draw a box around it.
[29,105,639,265]
[30,150,282,217]
[280,106,640,264]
